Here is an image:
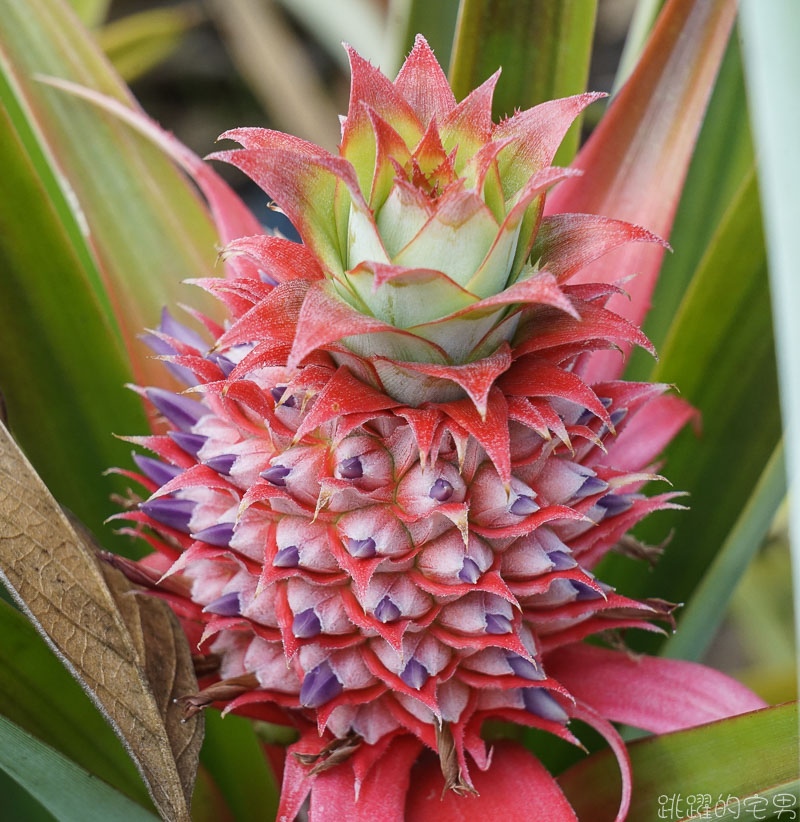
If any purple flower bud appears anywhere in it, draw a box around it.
[509,495,539,516]
[141,333,197,386]
[168,431,208,457]
[610,408,628,427]
[140,498,196,532]
[572,580,604,601]
[145,388,207,432]
[300,660,342,708]
[547,550,577,571]
[400,658,428,690]
[132,454,183,487]
[374,596,401,623]
[204,454,237,475]
[576,397,612,425]
[270,385,296,408]
[485,613,512,634]
[159,307,208,351]
[506,654,546,681]
[338,457,363,479]
[203,592,240,617]
[258,269,279,287]
[597,494,633,517]
[208,353,235,377]
[273,545,300,568]
[292,608,322,638]
[192,522,235,548]
[458,557,481,584]
[572,476,609,501]
[522,688,568,723]
[346,537,376,558]
[261,465,290,486]
[428,478,454,502]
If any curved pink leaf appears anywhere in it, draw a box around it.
[545,0,737,382]
[309,735,422,822]
[39,77,263,280]
[566,702,632,822]
[599,392,698,472]
[406,742,578,822]
[546,643,767,734]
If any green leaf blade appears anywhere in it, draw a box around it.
[599,171,781,633]
[0,714,159,822]
[448,0,597,163]
[559,703,799,821]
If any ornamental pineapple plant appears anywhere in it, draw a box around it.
[100,35,764,820]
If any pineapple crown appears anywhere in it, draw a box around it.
[209,35,662,413]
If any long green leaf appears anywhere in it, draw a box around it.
[661,442,786,662]
[739,0,800,684]
[0,714,159,822]
[385,0,460,77]
[0,81,146,543]
[200,712,279,822]
[98,5,202,83]
[559,703,799,821]
[0,770,57,822]
[599,171,781,636]
[67,0,110,27]
[0,0,220,384]
[0,599,152,807]
[448,0,597,163]
[0,0,223,542]
[626,33,753,378]
[612,0,662,95]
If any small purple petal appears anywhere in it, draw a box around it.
[374,596,401,623]
[159,307,208,351]
[576,397,612,425]
[458,557,481,584]
[428,478,454,502]
[506,654,546,681]
[522,688,568,723]
[141,332,175,358]
[485,613,512,634]
[572,580,604,601]
[338,456,363,479]
[258,269,279,286]
[547,550,577,571]
[510,495,539,516]
[292,608,322,638]
[140,498,195,532]
[610,408,628,427]
[270,385,297,408]
[192,522,235,548]
[261,465,290,486]
[300,661,342,708]
[572,476,609,501]
[346,537,376,558]
[208,353,236,377]
[273,545,299,568]
[132,454,183,487]
[168,431,208,457]
[400,658,428,690]
[145,388,207,432]
[204,454,237,475]
[141,333,197,386]
[597,493,634,517]
[203,592,240,617]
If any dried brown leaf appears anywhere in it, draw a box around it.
[0,421,203,822]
